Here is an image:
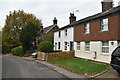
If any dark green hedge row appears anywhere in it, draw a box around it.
[11,46,24,56]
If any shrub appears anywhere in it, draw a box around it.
[37,41,53,53]
[2,46,16,54]
[11,46,24,56]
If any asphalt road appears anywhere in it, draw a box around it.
[2,56,70,79]
[0,56,2,79]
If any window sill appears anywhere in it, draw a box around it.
[100,30,109,33]
[84,33,90,35]
[76,50,80,51]
[85,51,91,54]
[101,53,109,56]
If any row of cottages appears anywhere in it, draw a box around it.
[54,0,120,63]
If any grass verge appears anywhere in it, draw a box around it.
[49,58,108,77]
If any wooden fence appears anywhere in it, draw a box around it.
[37,51,74,61]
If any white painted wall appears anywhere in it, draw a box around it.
[54,27,74,51]
[74,41,118,63]
[118,41,120,46]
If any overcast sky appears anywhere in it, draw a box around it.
[0,0,119,30]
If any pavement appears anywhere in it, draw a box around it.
[95,66,120,79]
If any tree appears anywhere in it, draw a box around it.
[37,41,53,53]
[20,22,39,53]
[2,10,42,47]
[43,33,54,43]
[2,10,42,53]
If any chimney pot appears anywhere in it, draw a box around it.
[53,17,57,25]
[101,0,113,12]
[69,13,76,24]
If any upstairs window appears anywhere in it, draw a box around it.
[101,18,108,31]
[84,23,90,34]
[58,31,61,37]
[77,42,80,50]
[65,29,67,36]
[102,41,109,53]
[85,42,90,51]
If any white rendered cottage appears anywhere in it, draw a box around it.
[54,13,76,51]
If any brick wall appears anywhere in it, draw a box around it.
[47,51,74,61]
[118,13,120,40]
[74,14,119,42]
[37,51,75,61]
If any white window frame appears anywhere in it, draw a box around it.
[84,23,90,34]
[101,18,108,31]
[65,29,67,36]
[85,42,90,51]
[77,42,80,50]
[102,41,109,53]
[64,42,67,50]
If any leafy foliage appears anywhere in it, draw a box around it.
[2,10,42,48]
[2,10,42,54]
[20,22,40,53]
[37,41,53,53]
[11,46,23,56]
[43,33,54,43]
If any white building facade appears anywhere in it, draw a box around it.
[54,27,74,51]
[54,13,76,51]
[74,41,120,63]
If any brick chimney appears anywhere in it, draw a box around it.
[69,13,76,24]
[101,0,113,12]
[53,17,57,25]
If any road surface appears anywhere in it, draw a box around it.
[0,56,2,79]
[2,56,70,79]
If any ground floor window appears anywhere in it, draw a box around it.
[85,42,90,51]
[77,42,80,50]
[58,42,60,49]
[102,41,109,53]
[55,43,57,50]
[64,42,67,50]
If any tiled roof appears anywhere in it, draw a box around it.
[55,6,120,32]
[43,24,58,33]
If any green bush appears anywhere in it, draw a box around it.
[11,46,24,56]
[37,41,53,53]
[2,46,16,54]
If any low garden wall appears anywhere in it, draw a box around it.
[37,51,75,61]
[37,52,46,60]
